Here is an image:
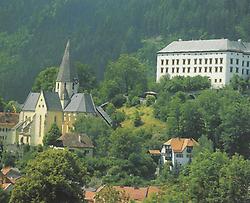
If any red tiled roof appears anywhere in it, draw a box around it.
[164,138,198,152]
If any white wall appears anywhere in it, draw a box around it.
[157,51,250,88]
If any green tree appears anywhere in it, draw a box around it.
[101,54,147,100]
[0,188,10,203]
[32,67,58,92]
[75,62,97,92]
[10,149,88,203]
[95,185,130,203]
[0,96,6,111]
[43,123,61,146]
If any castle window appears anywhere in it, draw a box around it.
[183,59,186,65]
[199,67,202,72]
[242,61,245,66]
[204,67,207,72]
[161,68,164,73]
[209,67,212,73]
[166,59,169,65]
[215,79,217,83]
[176,67,179,73]
[215,67,218,72]
[247,61,249,67]
[205,58,208,64]
[236,59,239,65]
[215,58,218,64]
[172,59,175,65]
[230,67,233,73]
[176,59,179,65]
[187,59,191,65]
[209,58,212,64]
[220,58,223,64]
[242,69,244,74]
[247,69,249,75]
[187,67,190,73]
[220,67,223,72]
[230,58,233,64]
[236,67,239,73]
[199,59,202,65]
[172,67,174,73]
[219,79,222,82]
[182,67,185,73]
[166,68,168,73]
[194,59,197,65]
[161,59,164,65]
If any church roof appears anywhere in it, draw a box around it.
[22,92,40,111]
[56,40,78,82]
[43,92,62,111]
[158,39,250,54]
[64,93,96,113]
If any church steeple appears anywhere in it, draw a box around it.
[55,40,79,108]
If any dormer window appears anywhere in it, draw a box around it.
[186,146,193,153]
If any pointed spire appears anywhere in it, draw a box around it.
[56,40,78,82]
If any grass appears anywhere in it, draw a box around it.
[118,105,167,135]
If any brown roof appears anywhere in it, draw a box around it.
[114,186,148,201]
[164,138,198,152]
[84,191,95,203]
[148,150,161,155]
[58,133,94,148]
[0,113,19,128]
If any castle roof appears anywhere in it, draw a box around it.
[56,40,78,82]
[64,93,96,113]
[43,92,62,111]
[22,92,40,111]
[158,39,250,54]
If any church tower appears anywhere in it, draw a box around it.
[55,40,79,108]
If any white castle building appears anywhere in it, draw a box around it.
[156,39,250,88]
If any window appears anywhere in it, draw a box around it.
[242,61,244,66]
[172,67,175,73]
[230,58,233,64]
[194,59,197,65]
[166,59,169,65]
[199,67,202,73]
[209,58,212,64]
[188,59,191,65]
[220,58,223,64]
[161,59,164,65]
[219,79,222,82]
[247,61,249,67]
[183,67,185,73]
[209,67,212,73]
[215,79,217,83]
[186,146,193,153]
[176,59,179,65]
[176,67,179,73]
[236,59,239,65]
[161,68,164,73]
[194,67,197,73]
[215,67,218,72]
[247,69,249,75]
[205,58,208,64]
[204,67,207,73]
[172,59,175,65]
[230,67,233,73]
[242,69,244,74]
[220,67,223,72]
[236,67,239,73]
[187,67,190,73]
[199,58,202,64]
[215,58,218,64]
[166,68,168,73]
[176,153,183,158]
[183,59,186,65]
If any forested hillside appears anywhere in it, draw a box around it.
[0,0,250,101]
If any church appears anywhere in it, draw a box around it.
[11,41,100,146]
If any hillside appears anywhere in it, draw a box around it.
[0,0,250,101]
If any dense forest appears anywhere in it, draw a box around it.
[0,0,250,101]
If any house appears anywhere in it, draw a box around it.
[0,113,19,145]
[55,133,94,157]
[8,41,110,146]
[0,167,21,192]
[161,138,198,169]
[157,39,250,88]
[84,185,160,203]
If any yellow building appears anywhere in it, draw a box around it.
[12,41,98,146]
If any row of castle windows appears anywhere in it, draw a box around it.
[160,66,223,74]
[0,128,11,132]
[161,58,224,66]
[230,59,250,67]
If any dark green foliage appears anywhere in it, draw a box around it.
[111,94,127,108]
[4,100,21,113]
[133,111,143,127]
[75,62,97,92]
[1,151,16,167]
[0,96,6,111]
[0,189,10,203]
[32,67,58,92]
[127,96,140,107]
[145,95,156,106]
[101,54,148,101]
[43,123,61,146]
[10,149,88,203]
